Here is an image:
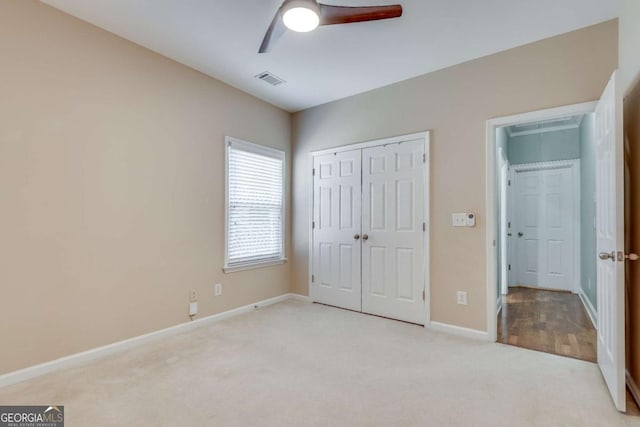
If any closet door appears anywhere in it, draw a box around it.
[513,165,575,291]
[362,140,426,324]
[311,150,362,311]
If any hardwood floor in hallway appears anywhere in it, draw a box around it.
[497,286,597,362]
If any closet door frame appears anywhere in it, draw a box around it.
[308,131,431,325]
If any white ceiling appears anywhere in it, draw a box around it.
[42,0,619,112]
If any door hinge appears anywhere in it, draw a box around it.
[422,153,426,163]
[422,290,425,301]
[508,179,511,186]
[312,221,315,229]
[311,274,315,283]
[312,168,316,176]
[508,221,511,228]
[423,222,426,232]
[508,264,511,271]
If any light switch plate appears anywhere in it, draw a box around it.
[456,291,468,305]
[452,213,467,227]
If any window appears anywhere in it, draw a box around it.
[225,137,285,272]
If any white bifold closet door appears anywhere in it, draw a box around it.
[312,140,426,324]
[513,165,575,291]
[312,150,362,311]
[361,140,426,324]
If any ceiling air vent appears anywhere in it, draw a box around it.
[255,71,286,87]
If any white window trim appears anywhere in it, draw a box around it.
[224,136,286,274]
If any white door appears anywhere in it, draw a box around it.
[499,149,509,295]
[514,165,575,291]
[361,140,426,324]
[311,150,362,311]
[595,71,625,412]
[514,169,542,287]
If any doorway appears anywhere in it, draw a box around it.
[494,114,596,361]
[486,71,627,412]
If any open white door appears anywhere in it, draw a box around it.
[595,70,626,412]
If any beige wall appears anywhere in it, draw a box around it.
[621,0,640,393]
[292,21,618,331]
[620,0,640,93]
[0,1,291,375]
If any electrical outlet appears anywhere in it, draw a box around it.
[189,302,198,316]
[457,291,468,305]
[189,289,197,302]
[214,283,222,297]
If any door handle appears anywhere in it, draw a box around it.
[507,233,512,237]
[517,232,523,237]
[354,234,360,240]
[362,234,369,241]
[599,251,615,261]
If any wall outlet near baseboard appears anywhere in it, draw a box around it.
[214,283,222,297]
[457,291,468,305]
[189,302,198,316]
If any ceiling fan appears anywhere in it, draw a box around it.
[259,0,403,53]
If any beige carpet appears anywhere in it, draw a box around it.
[0,300,638,426]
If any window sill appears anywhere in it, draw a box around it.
[223,258,287,274]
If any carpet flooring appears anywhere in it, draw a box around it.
[0,300,638,426]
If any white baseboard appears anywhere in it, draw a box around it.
[627,370,640,410]
[0,293,309,389]
[578,288,597,330]
[427,321,489,341]
[287,293,311,302]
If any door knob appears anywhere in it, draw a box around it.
[626,253,640,261]
[354,234,360,240]
[362,234,369,241]
[517,232,523,237]
[599,251,615,261]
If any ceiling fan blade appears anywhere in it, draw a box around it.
[318,3,402,26]
[259,7,287,53]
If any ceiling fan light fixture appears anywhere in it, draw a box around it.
[282,0,320,32]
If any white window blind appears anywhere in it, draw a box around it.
[226,138,285,269]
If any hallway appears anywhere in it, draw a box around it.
[497,287,596,362]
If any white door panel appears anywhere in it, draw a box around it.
[515,171,542,286]
[514,166,575,291]
[361,140,426,324]
[595,71,625,412]
[312,150,362,311]
[499,149,509,295]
